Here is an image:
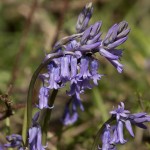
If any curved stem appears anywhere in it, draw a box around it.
[52,32,83,52]
[91,116,115,150]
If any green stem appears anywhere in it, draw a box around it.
[40,89,58,144]
[22,107,27,142]
[91,116,115,150]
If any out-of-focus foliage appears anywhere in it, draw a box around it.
[0,0,150,150]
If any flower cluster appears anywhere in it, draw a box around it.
[37,2,130,125]
[4,134,24,150]
[99,102,150,150]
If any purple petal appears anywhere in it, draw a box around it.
[132,113,147,118]
[87,33,101,45]
[117,29,130,39]
[29,127,38,143]
[107,59,123,73]
[107,49,123,58]
[81,26,92,44]
[99,48,119,59]
[134,117,149,123]
[70,56,78,78]
[111,127,119,144]
[79,42,101,51]
[38,87,49,109]
[60,56,70,82]
[134,123,147,129]
[117,121,127,144]
[78,56,91,79]
[103,24,118,45]
[107,37,127,49]
[125,120,134,137]
[117,21,128,33]
[90,21,102,37]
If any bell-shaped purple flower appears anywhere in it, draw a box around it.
[29,125,46,150]
[37,86,54,110]
[108,59,123,73]
[4,134,24,150]
[99,124,117,150]
[78,56,91,79]
[62,93,84,125]
[70,56,78,78]
[110,102,130,121]
[37,86,49,109]
[60,56,70,83]
[128,112,150,129]
[80,78,92,90]
[62,104,78,126]
[47,60,61,89]
[117,121,127,144]
[90,59,102,85]
[67,77,82,96]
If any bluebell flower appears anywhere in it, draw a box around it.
[109,102,150,142]
[47,60,61,89]
[62,94,84,125]
[37,86,49,109]
[97,102,150,150]
[29,125,46,150]
[90,59,103,85]
[78,56,91,79]
[60,56,71,83]
[28,112,46,150]
[128,112,150,131]
[4,134,24,150]
[70,56,78,78]
[99,124,117,150]
[110,102,130,121]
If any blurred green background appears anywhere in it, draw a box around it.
[0,0,150,149]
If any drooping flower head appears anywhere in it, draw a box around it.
[37,2,130,125]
